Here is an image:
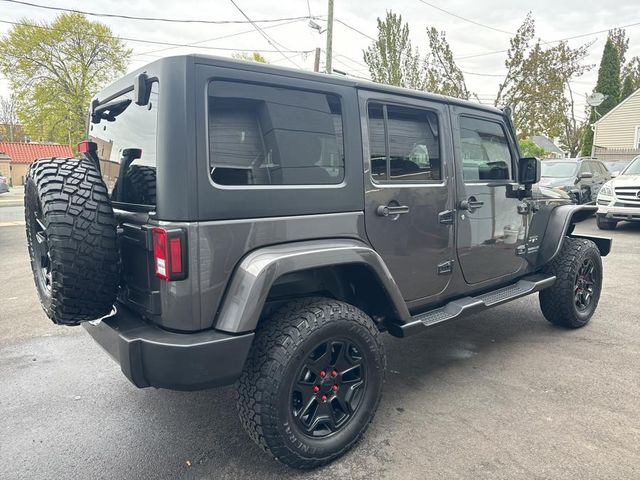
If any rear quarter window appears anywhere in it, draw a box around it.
[89,82,159,206]
[207,81,344,186]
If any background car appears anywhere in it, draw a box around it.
[604,160,631,177]
[539,158,611,204]
[0,175,9,194]
[596,155,640,230]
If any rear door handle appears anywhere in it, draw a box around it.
[459,197,484,212]
[376,205,410,217]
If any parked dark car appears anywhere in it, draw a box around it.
[539,158,611,204]
[23,55,611,469]
[0,175,9,194]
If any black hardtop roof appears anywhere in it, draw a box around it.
[104,54,505,116]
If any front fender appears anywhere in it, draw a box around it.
[214,239,410,333]
[527,204,611,268]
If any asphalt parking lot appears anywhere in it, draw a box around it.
[1,211,639,479]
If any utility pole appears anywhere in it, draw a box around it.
[314,47,321,72]
[325,0,334,74]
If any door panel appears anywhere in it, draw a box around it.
[453,108,528,285]
[361,92,454,302]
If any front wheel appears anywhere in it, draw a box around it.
[236,298,386,469]
[539,238,602,328]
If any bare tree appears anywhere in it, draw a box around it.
[0,94,19,141]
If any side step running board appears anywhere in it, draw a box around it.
[389,273,556,337]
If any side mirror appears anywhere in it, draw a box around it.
[579,171,593,179]
[133,72,151,106]
[518,157,541,185]
[611,171,619,178]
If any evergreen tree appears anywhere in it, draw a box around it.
[620,75,635,101]
[581,37,621,156]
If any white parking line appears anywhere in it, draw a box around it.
[0,221,25,227]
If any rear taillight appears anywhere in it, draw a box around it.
[152,227,187,281]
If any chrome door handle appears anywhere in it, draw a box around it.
[459,197,484,212]
[376,205,410,217]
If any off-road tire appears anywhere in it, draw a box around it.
[539,237,602,328]
[25,157,118,325]
[237,297,386,469]
[114,165,156,205]
[596,214,617,230]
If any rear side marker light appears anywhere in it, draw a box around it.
[152,227,187,281]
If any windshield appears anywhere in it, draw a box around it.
[541,161,577,178]
[622,157,640,175]
[88,82,159,205]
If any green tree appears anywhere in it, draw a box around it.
[518,138,545,158]
[232,51,268,63]
[363,11,470,98]
[496,14,591,140]
[424,28,470,99]
[622,56,640,91]
[581,37,621,156]
[608,28,628,66]
[0,13,131,144]
[363,11,424,89]
[620,74,635,100]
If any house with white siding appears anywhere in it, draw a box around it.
[592,88,640,161]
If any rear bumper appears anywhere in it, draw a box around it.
[83,305,254,391]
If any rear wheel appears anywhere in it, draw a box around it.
[25,157,118,325]
[596,214,617,230]
[539,238,602,328]
[237,298,385,469]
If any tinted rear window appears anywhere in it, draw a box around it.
[208,81,344,186]
[89,82,159,205]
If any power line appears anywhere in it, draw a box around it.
[0,0,316,25]
[0,18,309,54]
[456,19,640,60]
[228,0,301,68]
[416,0,515,35]
[335,18,376,41]
[132,18,305,58]
[461,70,505,77]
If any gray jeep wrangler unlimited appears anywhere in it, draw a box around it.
[25,55,611,469]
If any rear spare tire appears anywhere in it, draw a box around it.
[25,157,119,325]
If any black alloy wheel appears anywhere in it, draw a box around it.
[26,193,53,299]
[575,258,596,312]
[291,339,366,438]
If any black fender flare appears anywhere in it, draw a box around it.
[527,204,611,268]
[213,239,411,333]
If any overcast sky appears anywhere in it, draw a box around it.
[1,0,640,120]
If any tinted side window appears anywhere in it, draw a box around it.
[208,81,344,186]
[367,103,441,182]
[460,117,513,181]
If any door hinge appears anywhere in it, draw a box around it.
[437,260,454,275]
[438,209,455,225]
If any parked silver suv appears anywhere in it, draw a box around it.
[596,155,640,229]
